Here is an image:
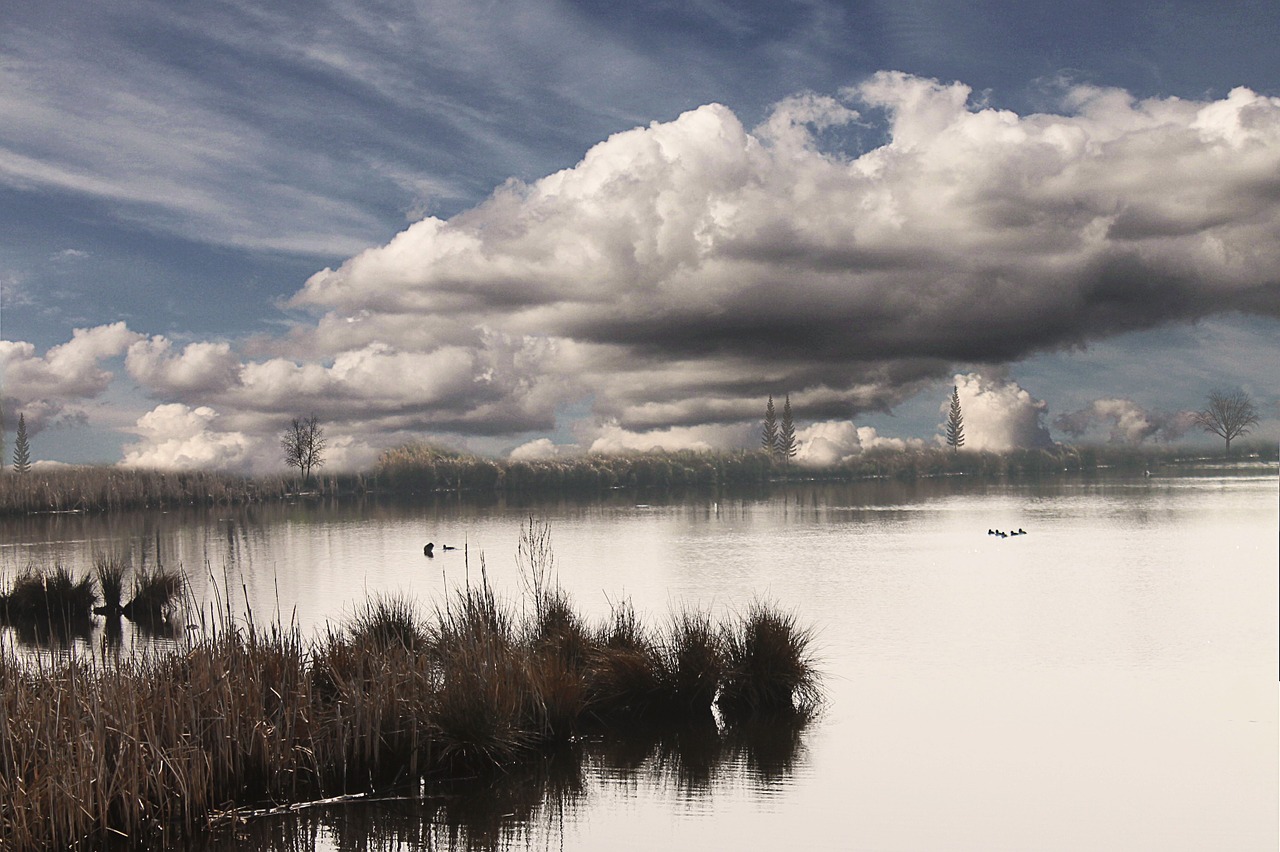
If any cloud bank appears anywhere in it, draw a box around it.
[5,73,1280,468]
[1054,398,1198,444]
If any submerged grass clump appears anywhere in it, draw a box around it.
[0,545,821,851]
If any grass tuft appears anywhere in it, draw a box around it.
[719,600,821,720]
[122,565,185,625]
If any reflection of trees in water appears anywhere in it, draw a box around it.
[192,718,809,852]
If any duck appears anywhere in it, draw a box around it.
[424,542,434,556]
[440,544,457,551]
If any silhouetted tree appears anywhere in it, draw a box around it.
[945,386,965,453]
[12,413,31,475]
[761,396,779,458]
[281,414,326,483]
[1194,389,1258,455]
[0,397,5,471]
[778,394,798,463]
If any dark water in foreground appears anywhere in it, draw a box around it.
[3,469,1277,851]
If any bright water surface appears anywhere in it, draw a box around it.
[2,469,1277,852]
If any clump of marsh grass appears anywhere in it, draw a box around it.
[92,553,129,614]
[121,565,184,625]
[719,600,821,721]
[654,608,725,717]
[346,592,430,653]
[0,563,96,629]
[431,568,534,772]
[586,598,662,718]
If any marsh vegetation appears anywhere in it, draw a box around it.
[0,523,820,851]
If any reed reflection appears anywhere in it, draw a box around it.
[192,718,809,852]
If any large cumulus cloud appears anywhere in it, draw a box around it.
[942,372,1053,452]
[288,73,1280,431]
[7,73,1280,467]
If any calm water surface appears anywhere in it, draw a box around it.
[3,471,1277,851]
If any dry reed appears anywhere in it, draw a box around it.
[0,568,820,851]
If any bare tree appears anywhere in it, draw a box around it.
[1193,389,1258,455]
[281,414,327,482]
[945,386,965,453]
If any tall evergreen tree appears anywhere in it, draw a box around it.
[945,386,965,453]
[13,413,31,475]
[778,394,798,463]
[761,395,779,457]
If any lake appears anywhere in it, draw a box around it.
[2,468,1277,851]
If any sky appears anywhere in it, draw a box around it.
[2,0,1278,472]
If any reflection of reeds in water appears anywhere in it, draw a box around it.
[1,556,820,851]
[181,724,807,852]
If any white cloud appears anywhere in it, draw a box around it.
[119,404,259,471]
[587,422,753,455]
[795,420,916,467]
[943,372,1053,451]
[1054,398,1198,444]
[127,336,242,395]
[508,437,566,461]
[1,322,142,432]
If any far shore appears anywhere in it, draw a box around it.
[0,442,1275,517]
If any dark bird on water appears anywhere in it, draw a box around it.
[424,542,457,556]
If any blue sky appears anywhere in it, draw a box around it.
[2,0,1277,470]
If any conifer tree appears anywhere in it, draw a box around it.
[13,413,31,475]
[778,394,798,463]
[945,386,965,453]
[761,395,779,457]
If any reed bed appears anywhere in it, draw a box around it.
[0,579,821,851]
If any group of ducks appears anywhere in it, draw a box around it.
[988,528,1027,538]
[423,542,457,557]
